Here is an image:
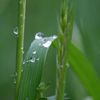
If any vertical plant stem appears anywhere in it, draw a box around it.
[16,0,26,99]
[56,0,74,100]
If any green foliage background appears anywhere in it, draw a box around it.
[0,0,100,100]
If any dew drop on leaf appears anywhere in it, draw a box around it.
[42,35,57,48]
[27,57,36,63]
[42,41,52,48]
[32,51,36,54]
[35,32,44,40]
[13,27,18,36]
[52,35,57,39]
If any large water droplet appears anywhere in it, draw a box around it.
[52,35,57,40]
[13,27,18,36]
[35,32,44,39]
[32,51,36,54]
[42,35,57,48]
[29,58,35,63]
[42,40,52,48]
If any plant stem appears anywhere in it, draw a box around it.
[56,0,74,100]
[16,0,26,99]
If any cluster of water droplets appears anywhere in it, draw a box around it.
[23,50,40,65]
[22,32,57,65]
[35,32,57,48]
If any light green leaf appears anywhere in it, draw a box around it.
[69,43,100,100]
[18,33,57,100]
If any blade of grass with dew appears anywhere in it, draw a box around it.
[18,33,57,100]
[69,43,100,100]
[16,0,26,99]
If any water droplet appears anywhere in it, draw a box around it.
[35,32,44,39]
[42,41,52,48]
[52,35,57,40]
[13,27,18,36]
[28,57,35,63]
[32,51,36,54]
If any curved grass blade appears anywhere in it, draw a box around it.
[69,43,100,100]
[18,33,57,100]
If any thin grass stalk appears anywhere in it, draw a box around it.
[16,0,26,99]
[56,0,74,100]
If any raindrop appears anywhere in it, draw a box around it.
[42,35,57,48]
[13,27,18,36]
[35,32,44,40]
[42,40,52,48]
[52,35,57,40]
[32,51,36,54]
[28,57,35,63]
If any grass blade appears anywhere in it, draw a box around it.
[69,43,100,100]
[18,33,57,100]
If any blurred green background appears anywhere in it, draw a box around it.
[0,0,100,100]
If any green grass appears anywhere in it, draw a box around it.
[15,0,100,100]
